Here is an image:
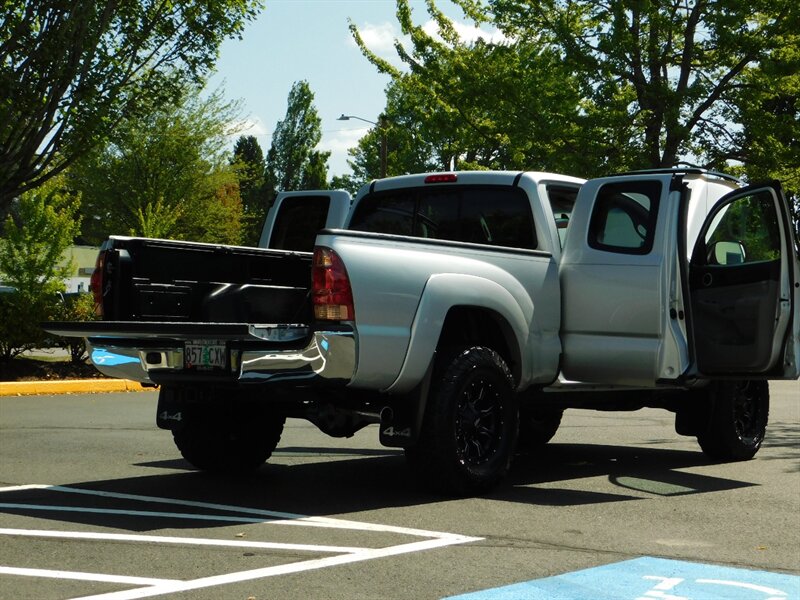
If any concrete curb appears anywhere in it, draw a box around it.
[0,379,151,396]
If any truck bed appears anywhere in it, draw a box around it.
[97,236,313,324]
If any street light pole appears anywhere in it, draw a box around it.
[337,113,387,178]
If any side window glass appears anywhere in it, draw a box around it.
[589,181,661,255]
[269,196,331,252]
[698,190,781,266]
[547,184,580,247]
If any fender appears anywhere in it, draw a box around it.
[385,272,532,394]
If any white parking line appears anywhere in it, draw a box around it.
[0,566,177,587]
[0,484,483,600]
[0,528,364,554]
[77,538,472,600]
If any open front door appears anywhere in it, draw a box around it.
[688,182,799,378]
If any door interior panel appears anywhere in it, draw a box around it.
[691,274,779,372]
[688,183,788,376]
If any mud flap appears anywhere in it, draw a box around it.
[155,386,196,431]
[378,364,433,448]
[674,388,711,437]
[379,401,419,447]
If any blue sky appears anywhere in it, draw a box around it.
[205,0,505,177]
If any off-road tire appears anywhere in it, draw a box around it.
[173,409,285,473]
[697,380,769,461]
[405,346,518,495]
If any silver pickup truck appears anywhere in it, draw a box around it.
[49,168,799,495]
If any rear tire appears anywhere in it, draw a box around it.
[173,407,285,473]
[405,346,518,495]
[697,380,769,461]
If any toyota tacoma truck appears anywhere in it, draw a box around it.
[49,168,799,495]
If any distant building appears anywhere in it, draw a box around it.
[60,245,99,293]
[0,245,99,293]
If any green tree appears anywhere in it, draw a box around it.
[72,87,244,245]
[264,81,329,199]
[487,0,799,172]
[301,150,332,190]
[351,0,799,183]
[709,29,800,248]
[344,87,442,186]
[349,1,585,180]
[231,135,268,244]
[0,175,81,360]
[0,0,262,216]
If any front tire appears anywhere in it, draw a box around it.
[697,380,769,461]
[406,346,518,495]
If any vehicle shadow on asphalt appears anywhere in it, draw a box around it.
[760,422,800,472]
[499,443,755,506]
[0,442,757,532]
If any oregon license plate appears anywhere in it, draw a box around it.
[184,340,227,370]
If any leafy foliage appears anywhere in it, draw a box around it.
[232,135,268,245]
[0,0,263,215]
[0,176,80,297]
[348,1,586,181]
[0,292,51,361]
[53,292,98,364]
[0,176,81,360]
[487,0,798,171]
[264,81,330,199]
[349,0,800,190]
[71,87,244,245]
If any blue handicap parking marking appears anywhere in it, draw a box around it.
[445,557,800,599]
[91,348,140,366]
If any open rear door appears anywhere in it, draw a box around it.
[559,173,685,386]
[687,182,799,378]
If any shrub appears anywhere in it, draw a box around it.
[0,291,57,361]
[52,292,98,363]
[0,175,81,362]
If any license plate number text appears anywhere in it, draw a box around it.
[184,341,227,370]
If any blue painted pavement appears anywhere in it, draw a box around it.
[445,557,799,599]
[91,348,140,366]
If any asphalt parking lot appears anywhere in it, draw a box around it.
[0,381,798,599]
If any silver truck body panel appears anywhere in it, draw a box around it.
[329,171,582,393]
[560,174,678,386]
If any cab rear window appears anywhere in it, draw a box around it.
[349,185,537,249]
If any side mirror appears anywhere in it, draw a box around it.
[708,240,746,265]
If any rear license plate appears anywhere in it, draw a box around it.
[184,340,227,370]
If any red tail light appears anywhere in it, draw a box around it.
[89,251,105,316]
[424,173,457,184]
[312,247,355,321]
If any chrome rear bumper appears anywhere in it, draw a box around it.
[88,327,356,385]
